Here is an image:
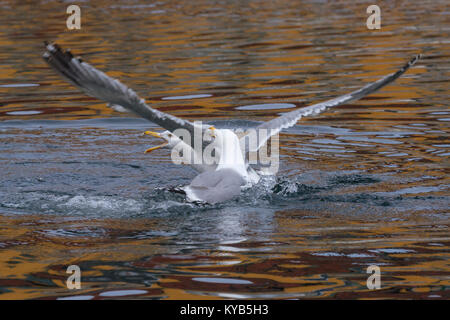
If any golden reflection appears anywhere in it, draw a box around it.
[0,0,449,300]
[0,213,449,299]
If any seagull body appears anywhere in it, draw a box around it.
[145,128,259,203]
[43,42,421,203]
[184,129,264,203]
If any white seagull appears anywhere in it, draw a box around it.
[43,42,421,203]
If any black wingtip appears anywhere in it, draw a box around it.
[42,42,83,86]
[43,42,76,63]
[66,49,74,59]
[410,54,422,66]
[398,54,422,73]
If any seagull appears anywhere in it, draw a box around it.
[43,42,421,203]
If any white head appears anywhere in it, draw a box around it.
[143,130,182,153]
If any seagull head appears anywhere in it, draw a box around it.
[205,126,218,142]
[143,130,180,153]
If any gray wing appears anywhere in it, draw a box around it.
[43,42,202,147]
[241,54,422,152]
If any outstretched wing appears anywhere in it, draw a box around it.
[241,54,422,152]
[43,42,203,147]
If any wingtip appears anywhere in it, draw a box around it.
[399,54,422,72]
[43,41,53,60]
[410,53,423,66]
[44,41,55,50]
[43,42,77,62]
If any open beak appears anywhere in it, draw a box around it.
[209,126,216,138]
[143,131,168,153]
[145,143,168,153]
[143,130,161,138]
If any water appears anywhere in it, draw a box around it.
[0,0,449,299]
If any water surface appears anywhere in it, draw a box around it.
[0,0,449,299]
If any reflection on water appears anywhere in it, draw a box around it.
[0,0,449,299]
[1,212,449,299]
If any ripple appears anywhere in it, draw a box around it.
[0,0,449,301]
[311,252,343,257]
[192,277,253,284]
[161,94,212,100]
[235,103,296,111]
[368,248,414,254]
[337,136,403,145]
[377,186,445,196]
[99,289,147,297]
[39,227,107,238]
[0,83,39,88]
[346,253,373,258]
[6,111,42,116]
[57,295,94,300]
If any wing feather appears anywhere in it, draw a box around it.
[242,54,422,152]
[43,42,202,146]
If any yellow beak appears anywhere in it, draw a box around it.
[145,142,168,153]
[143,130,167,153]
[143,130,161,138]
[209,126,216,138]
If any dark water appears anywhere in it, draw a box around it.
[0,0,449,299]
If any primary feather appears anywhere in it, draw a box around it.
[43,42,203,148]
[241,54,422,153]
